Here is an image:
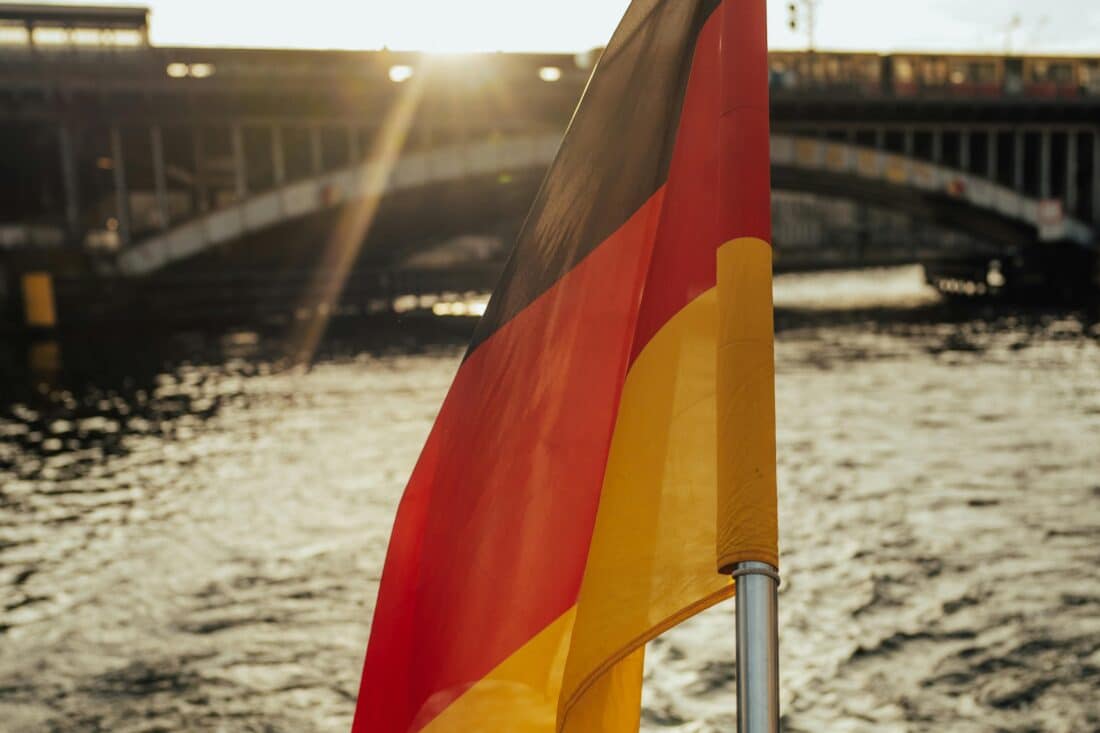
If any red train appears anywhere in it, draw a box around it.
[767,51,1100,99]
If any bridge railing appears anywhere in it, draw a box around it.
[115,130,1096,278]
[772,135,1096,248]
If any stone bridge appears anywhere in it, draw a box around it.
[114,132,1096,278]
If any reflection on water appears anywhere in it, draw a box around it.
[1,266,1098,732]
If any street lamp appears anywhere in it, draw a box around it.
[787,0,820,52]
[1003,14,1022,54]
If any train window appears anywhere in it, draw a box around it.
[71,29,104,45]
[1032,61,1075,83]
[1032,61,1049,81]
[1084,63,1100,93]
[857,57,880,82]
[769,56,800,89]
[945,60,995,85]
[109,29,144,47]
[31,27,69,45]
[922,59,948,85]
[1048,63,1074,83]
[895,59,914,83]
[971,62,997,83]
[810,57,827,82]
[0,23,28,45]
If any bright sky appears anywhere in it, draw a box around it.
[19,0,1100,53]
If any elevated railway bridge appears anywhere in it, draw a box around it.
[1,4,1099,330]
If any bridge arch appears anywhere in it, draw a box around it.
[771,136,1095,251]
[117,133,1096,277]
[117,134,562,276]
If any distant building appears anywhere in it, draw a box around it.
[0,3,150,51]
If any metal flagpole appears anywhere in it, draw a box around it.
[718,0,780,730]
[734,563,780,732]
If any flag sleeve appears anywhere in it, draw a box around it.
[715,0,779,575]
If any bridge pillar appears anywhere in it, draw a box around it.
[150,125,170,230]
[932,129,943,164]
[310,126,324,175]
[1014,131,1025,192]
[959,130,971,173]
[1093,130,1100,225]
[874,128,885,151]
[348,126,361,164]
[58,124,80,242]
[986,130,998,183]
[271,126,286,186]
[232,125,248,200]
[109,126,132,247]
[1066,131,1079,215]
[1040,129,1052,200]
[903,128,915,158]
[192,129,209,213]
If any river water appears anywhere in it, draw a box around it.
[1,266,1098,732]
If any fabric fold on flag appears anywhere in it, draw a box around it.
[352,0,777,730]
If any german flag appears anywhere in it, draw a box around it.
[352,0,777,730]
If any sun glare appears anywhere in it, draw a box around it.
[145,0,634,53]
[538,66,563,82]
[189,63,215,78]
[388,64,415,83]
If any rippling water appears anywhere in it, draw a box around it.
[1,267,1098,732]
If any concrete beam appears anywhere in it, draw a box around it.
[110,125,131,247]
[58,124,80,241]
[150,125,169,229]
[310,126,324,175]
[192,129,208,213]
[348,126,361,164]
[986,130,998,183]
[1040,129,1052,200]
[1094,131,1100,225]
[271,126,286,186]
[1066,131,1078,215]
[1014,131,1025,192]
[232,124,248,199]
